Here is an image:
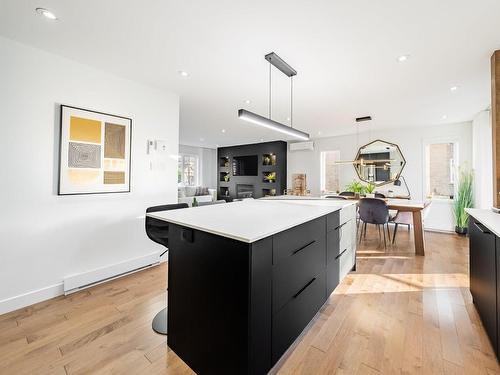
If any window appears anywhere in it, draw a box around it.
[178,154,199,186]
[320,150,340,193]
[425,142,457,199]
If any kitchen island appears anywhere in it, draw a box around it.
[147,199,357,375]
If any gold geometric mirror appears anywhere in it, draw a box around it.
[353,139,406,186]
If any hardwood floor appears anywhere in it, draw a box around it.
[0,227,498,374]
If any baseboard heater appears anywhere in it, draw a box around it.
[63,251,161,295]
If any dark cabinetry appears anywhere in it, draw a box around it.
[469,218,498,357]
[167,209,354,375]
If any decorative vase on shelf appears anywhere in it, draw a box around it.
[455,226,467,235]
[192,197,198,207]
[365,193,375,198]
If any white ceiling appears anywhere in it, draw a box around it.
[1,0,499,148]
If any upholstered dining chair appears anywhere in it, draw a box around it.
[145,203,189,335]
[358,198,391,249]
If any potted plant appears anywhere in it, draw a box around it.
[345,180,366,199]
[453,168,473,235]
[365,183,376,198]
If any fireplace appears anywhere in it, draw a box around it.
[236,184,254,198]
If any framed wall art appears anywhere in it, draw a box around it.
[58,105,132,195]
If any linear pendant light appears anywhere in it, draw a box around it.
[238,52,310,141]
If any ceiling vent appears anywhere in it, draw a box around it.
[290,141,314,151]
[355,116,372,122]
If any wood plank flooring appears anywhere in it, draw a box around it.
[0,226,498,374]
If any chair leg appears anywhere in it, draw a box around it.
[392,223,398,244]
[386,223,391,243]
[359,221,365,244]
[382,225,387,249]
[364,222,367,238]
[407,224,410,232]
[377,225,382,246]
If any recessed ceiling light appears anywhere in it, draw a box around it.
[442,115,448,120]
[199,137,204,142]
[244,99,251,104]
[178,70,189,77]
[35,8,57,20]
[318,131,322,135]
[286,117,291,121]
[397,54,410,62]
[450,86,459,92]
[221,129,226,133]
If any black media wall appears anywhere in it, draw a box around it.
[217,141,287,200]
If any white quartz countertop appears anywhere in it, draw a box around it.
[147,199,355,243]
[466,208,500,237]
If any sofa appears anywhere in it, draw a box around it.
[178,186,217,206]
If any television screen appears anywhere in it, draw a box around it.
[232,155,258,176]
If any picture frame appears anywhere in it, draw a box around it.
[58,105,132,195]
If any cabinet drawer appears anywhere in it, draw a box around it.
[326,211,340,233]
[340,204,357,225]
[326,228,340,262]
[272,271,326,363]
[273,237,325,313]
[273,217,326,265]
[326,258,339,296]
[469,219,497,353]
[326,247,355,297]
[339,247,355,281]
[340,219,354,254]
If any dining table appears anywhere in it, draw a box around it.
[260,195,430,256]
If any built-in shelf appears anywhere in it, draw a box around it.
[262,188,277,197]
[262,171,276,183]
[220,171,231,182]
[219,156,230,168]
[262,153,277,166]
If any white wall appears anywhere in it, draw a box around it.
[179,144,217,188]
[288,122,473,231]
[0,37,179,312]
[472,110,493,209]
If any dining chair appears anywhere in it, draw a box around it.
[358,198,391,249]
[390,211,412,244]
[145,202,189,335]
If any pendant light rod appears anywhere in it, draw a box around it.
[238,52,309,141]
[238,109,309,141]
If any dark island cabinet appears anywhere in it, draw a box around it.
[167,207,356,375]
[469,218,498,357]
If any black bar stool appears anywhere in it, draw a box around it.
[145,203,188,335]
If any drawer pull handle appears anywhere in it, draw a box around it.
[335,248,348,260]
[292,240,316,255]
[334,222,347,231]
[293,278,316,299]
[474,221,491,234]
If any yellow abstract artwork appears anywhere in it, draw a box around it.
[68,169,100,185]
[70,116,102,143]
